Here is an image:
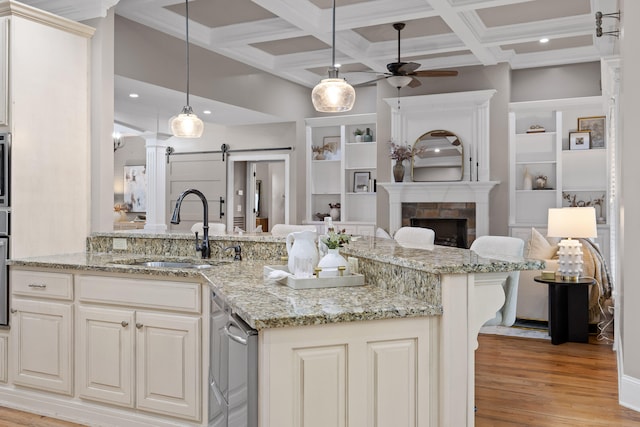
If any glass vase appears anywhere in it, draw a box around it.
[393,159,405,182]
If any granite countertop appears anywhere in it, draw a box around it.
[7,253,441,330]
[341,236,543,274]
[8,235,543,331]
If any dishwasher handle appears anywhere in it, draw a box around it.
[224,322,248,345]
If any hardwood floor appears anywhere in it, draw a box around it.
[0,334,638,426]
[476,334,640,426]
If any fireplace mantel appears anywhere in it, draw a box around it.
[379,181,499,236]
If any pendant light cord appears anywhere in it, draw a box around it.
[331,0,336,69]
[185,0,191,107]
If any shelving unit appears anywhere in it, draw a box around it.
[305,113,376,234]
[508,96,610,260]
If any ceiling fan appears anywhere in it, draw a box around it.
[367,22,458,88]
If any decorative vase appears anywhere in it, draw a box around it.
[393,159,405,182]
[535,175,547,189]
[318,248,349,277]
[355,135,363,142]
[330,206,340,221]
[523,167,533,190]
[363,128,373,142]
[314,152,325,160]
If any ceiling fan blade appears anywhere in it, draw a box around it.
[398,62,420,74]
[408,77,422,88]
[411,70,459,77]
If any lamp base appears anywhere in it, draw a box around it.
[556,238,583,281]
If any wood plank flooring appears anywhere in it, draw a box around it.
[0,334,639,426]
[476,334,640,426]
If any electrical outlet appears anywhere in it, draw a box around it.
[113,238,127,250]
[237,204,242,212]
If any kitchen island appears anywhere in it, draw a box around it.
[2,232,543,427]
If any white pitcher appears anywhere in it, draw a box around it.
[286,230,318,277]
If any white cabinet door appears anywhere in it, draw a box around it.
[136,311,201,421]
[262,318,434,427]
[10,298,73,395]
[77,305,135,406]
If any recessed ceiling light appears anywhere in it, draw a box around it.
[203,110,212,115]
[539,38,549,43]
[129,93,139,98]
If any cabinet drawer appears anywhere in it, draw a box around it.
[11,270,73,300]
[77,275,201,314]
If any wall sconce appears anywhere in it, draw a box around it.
[595,11,620,38]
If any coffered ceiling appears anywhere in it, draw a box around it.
[19,0,619,129]
[112,0,618,88]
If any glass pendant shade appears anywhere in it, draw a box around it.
[386,75,413,89]
[170,106,204,138]
[312,0,355,112]
[312,76,356,113]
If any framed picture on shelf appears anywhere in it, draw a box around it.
[322,136,340,159]
[353,171,371,193]
[569,131,591,150]
[577,116,605,148]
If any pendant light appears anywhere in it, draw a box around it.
[311,0,355,112]
[169,0,204,138]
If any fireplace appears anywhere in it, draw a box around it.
[411,218,468,248]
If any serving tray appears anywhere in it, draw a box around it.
[264,265,365,290]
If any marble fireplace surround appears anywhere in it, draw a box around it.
[380,181,498,236]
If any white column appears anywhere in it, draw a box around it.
[144,138,168,232]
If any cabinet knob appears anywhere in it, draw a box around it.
[10,308,16,314]
[136,323,143,329]
[121,321,129,327]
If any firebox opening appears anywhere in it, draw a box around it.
[410,218,468,248]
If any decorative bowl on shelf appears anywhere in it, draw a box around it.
[315,212,330,221]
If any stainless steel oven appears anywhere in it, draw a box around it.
[0,133,10,207]
[210,290,258,427]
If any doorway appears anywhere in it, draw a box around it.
[226,153,290,233]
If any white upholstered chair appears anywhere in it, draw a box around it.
[191,222,226,236]
[270,224,317,237]
[394,227,436,250]
[470,235,525,326]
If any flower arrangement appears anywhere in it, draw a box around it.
[321,229,351,249]
[389,141,425,161]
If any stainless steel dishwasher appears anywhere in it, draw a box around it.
[210,290,258,427]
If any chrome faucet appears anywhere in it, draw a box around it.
[171,189,211,259]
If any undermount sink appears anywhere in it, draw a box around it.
[133,261,214,269]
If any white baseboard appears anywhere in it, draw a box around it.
[620,374,640,413]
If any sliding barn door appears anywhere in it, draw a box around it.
[166,153,226,232]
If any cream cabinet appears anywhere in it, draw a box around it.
[2,2,93,258]
[261,317,435,427]
[76,275,202,422]
[9,270,74,395]
[305,113,377,225]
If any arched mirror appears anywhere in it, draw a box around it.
[411,130,464,182]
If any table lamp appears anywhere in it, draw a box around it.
[547,207,597,281]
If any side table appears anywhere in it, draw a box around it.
[533,276,596,345]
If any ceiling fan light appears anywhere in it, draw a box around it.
[170,106,204,138]
[312,77,356,113]
[386,75,413,89]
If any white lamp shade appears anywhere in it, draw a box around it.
[170,109,204,138]
[386,75,413,89]
[547,207,597,238]
[311,78,356,112]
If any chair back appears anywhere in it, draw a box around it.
[270,224,317,237]
[394,227,435,250]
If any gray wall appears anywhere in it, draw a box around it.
[620,0,640,405]
[511,62,602,102]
